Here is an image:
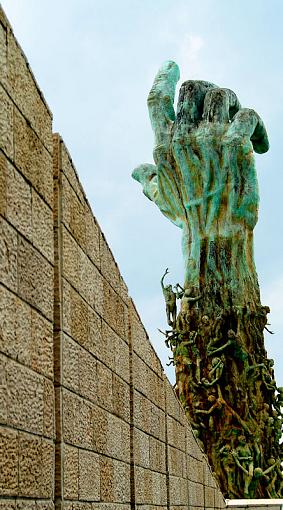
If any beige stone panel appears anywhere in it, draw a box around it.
[63,444,79,500]
[168,445,186,478]
[31,309,53,379]
[7,31,52,152]
[135,507,167,510]
[100,457,114,502]
[149,402,166,442]
[167,415,185,451]
[5,356,44,435]
[0,355,7,424]
[186,424,203,461]
[130,306,163,378]
[133,390,149,434]
[61,389,78,445]
[0,287,53,379]
[18,236,53,320]
[0,84,13,159]
[0,427,18,495]
[33,503,54,510]
[133,391,166,442]
[149,436,166,474]
[164,375,185,423]
[92,506,131,510]
[15,501,37,510]
[112,459,131,504]
[0,285,29,363]
[151,471,167,506]
[77,248,105,316]
[6,161,32,241]
[79,347,97,403]
[62,173,86,251]
[0,216,17,292]
[170,507,188,510]
[96,361,113,413]
[187,456,204,484]
[61,143,84,204]
[132,353,165,409]
[96,320,116,372]
[102,279,128,342]
[214,489,226,509]
[203,460,217,488]
[204,486,215,508]
[113,334,130,383]
[169,475,188,506]
[0,22,7,88]
[43,377,55,439]
[188,480,204,508]
[0,501,16,510]
[32,189,53,262]
[0,154,7,216]
[62,278,72,337]
[13,108,53,207]
[63,335,80,393]
[99,320,130,382]
[41,440,54,498]
[18,432,42,497]
[119,276,129,306]
[62,226,79,290]
[106,413,130,464]
[92,404,108,454]
[77,398,94,450]
[70,288,88,348]
[78,449,100,501]
[63,389,93,449]
[100,232,120,290]
[112,374,130,422]
[133,428,150,468]
[134,466,152,505]
[85,207,100,269]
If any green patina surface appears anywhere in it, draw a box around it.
[132,61,282,499]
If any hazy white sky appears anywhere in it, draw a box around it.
[2,0,282,384]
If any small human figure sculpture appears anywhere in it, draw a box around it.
[183,331,201,383]
[264,458,282,497]
[207,329,249,369]
[174,283,185,299]
[219,444,238,497]
[180,287,202,314]
[202,356,225,392]
[195,394,224,416]
[232,435,254,498]
[161,268,177,328]
[274,387,283,415]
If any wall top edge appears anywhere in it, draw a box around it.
[227,499,283,506]
[0,4,53,118]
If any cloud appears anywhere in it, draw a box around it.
[177,34,205,79]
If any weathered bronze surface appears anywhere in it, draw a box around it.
[132,61,282,498]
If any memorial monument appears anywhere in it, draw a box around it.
[132,61,283,498]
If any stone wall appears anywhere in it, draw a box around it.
[0,6,226,510]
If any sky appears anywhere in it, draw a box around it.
[2,0,282,385]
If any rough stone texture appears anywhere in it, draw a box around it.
[0,427,18,495]
[0,6,226,509]
[0,217,17,292]
[0,7,54,509]
[18,236,53,320]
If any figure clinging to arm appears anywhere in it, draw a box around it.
[161,268,177,328]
